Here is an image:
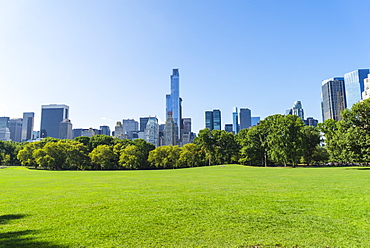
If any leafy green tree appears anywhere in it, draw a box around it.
[74,136,90,148]
[148,145,181,169]
[33,142,67,169]
[301,126,321,165]
[17,141,45,167]
[89,135,115,151]
[178,143,201,168]
[89,145,116,170]
[119,145,142,169]
[267,115,304,167]
[194,128,216,165]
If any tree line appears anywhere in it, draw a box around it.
[1,99,369,169]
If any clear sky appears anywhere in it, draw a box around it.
[1,0,370,133]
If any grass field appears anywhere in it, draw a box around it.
[1,165,370,247]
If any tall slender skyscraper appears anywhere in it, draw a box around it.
[232,107,239,134]
[21,112,34,141]
[9,118,23,142]
[321,77,346,121]
[40,104,69,138]
[166,69,181,142]
[344,69,369,108]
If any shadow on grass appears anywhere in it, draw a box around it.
[0,214,67,248]
[346,167,370,170]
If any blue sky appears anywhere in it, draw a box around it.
[1,0,370,133]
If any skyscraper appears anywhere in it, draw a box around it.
[166,69,181,142]
[0,117,11,141]
[251,117,260,126]
[239,108,252,130]
[21,112,34,141]
[139,117,150,132]
[9,118,23,142]
[291,101,304,120]
[99,125,111,136]
[363,74,370,100]
[40,104,69,138]
[122,119,139,140]
[144,117,159,147]
[344,69,369,108]
[205,111,214,130]
[232,107,239,134]
[59,119,72,139]
[321,77,346,121]
[205,109,221,130]
[164,113,178,146]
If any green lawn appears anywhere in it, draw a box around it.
[1,165,370,247]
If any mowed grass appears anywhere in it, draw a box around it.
[1,165,370,247]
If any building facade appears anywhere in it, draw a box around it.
[99,125,111,136]
[40,104,69,138]
[59,119,73,139]
[344,69,369,108]
[239,108,251,130]
[164,114,178,146]
[291,101,304,120]
[9,118,23,142]
[205,109,221,130]
[321,77,346,121]
[144,117,159,147]
[21,112,34,141]
[166,69,181,143]
[232,107,239,134]
[362,74,370,100]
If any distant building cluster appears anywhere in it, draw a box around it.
[2,68,368,143]
[0,69,196,147]
[321,69,370,121]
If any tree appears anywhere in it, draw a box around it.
[89,145,116,170]
[178,143,201,168]
[17,141,45,167]
[300,126,321,165]
[89,135,115,151]
[194,129,216,165]
[148,146,181,169]
[119,145,142,169]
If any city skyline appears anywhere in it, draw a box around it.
[1,1,370,133]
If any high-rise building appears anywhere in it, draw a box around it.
[122,119,139,140]
[114,121,124,139]
[21,112,34,141]
[291,101,304,120]
[0,117,9,129]
[144,117,159,147]
[225,124,233,133]
[232,107,239,134]
[40,104,69,138]
[205,111,214,130]
[9,118,23,142]
[251,117,260,126]
[213,109,221,130]
[239,108,252,130]
[363,74,370,100]
[59,119,73,139]
[166,69,181,142]
[321,77,346,121]
[99,126,111,136]
[304,117,318,127]
[205,109,221,130]
[182,118,192,133]
[344,69,369,108]
[164,113,178,146]
[139,117,150,132]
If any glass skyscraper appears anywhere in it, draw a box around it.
[344,69,369,109]
[166,69,181,140]
[239,108,252,130]
[232,107,239,134]
[321,77,346,121]
[21,112,34,141]
[40,104,69,138]
[291,101,304,120]
[205,109,221,130]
